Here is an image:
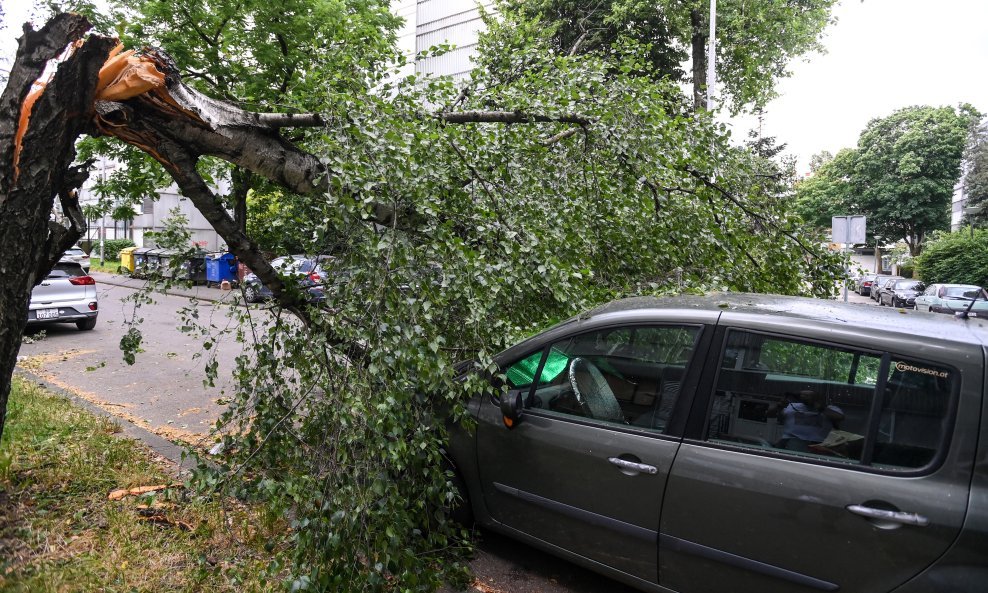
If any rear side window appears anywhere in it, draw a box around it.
[705,330,955,471]
[50,262,85,277]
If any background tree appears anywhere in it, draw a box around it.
[503,0,838,111]
[915,228,988,286]
[962,119,988,226]
[850,105,979,255]
[794,148,855,231]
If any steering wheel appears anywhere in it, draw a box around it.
[568,357,625,423]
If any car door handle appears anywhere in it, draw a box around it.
[608,457,657,475]
[846,504,929,527]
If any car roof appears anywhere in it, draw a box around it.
[581,292,988,344]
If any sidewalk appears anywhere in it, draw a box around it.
[90,270,242,304]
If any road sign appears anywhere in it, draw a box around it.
[832,215,866,245]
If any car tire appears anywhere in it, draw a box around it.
[243,284,259,303]
[76,317,97,331]
[447,470,474,527]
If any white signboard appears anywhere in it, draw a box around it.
[832,215,867,244]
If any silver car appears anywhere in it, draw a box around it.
[61,246,91,272]
[27,261,98,330]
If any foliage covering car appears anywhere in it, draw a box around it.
[448,293,988,593]
[914,284,988,316]
[27,261,98,330]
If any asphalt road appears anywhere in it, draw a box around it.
[16,273,640,593]
[18,279,247,446]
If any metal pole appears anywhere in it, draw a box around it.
[706,0,717,111]
[840,243,851,303]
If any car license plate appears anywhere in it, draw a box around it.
[35,308,59,320]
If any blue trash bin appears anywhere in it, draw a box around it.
[206,253,238,287]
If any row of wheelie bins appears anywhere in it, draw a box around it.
[121,248,238,286]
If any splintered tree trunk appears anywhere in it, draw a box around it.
[0,15,114,443]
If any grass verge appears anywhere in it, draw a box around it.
[0,378,286,592]
[88,259,123,274]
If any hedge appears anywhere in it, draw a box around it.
[914,230,988,287]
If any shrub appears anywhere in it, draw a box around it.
[100,238,136,261]
[915,230,988,286]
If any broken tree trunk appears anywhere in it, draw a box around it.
[0,14,115,444]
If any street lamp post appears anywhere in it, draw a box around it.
[706,0,717,111]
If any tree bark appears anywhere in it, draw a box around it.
[690,8,707,112]
[0,15,114,444]
[230,166,251,236]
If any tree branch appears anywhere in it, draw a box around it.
[256,113,325,128]
[541,127,581,146]
[438,110,591,126]
[685,166,821,258]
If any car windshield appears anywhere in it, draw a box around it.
[944,286,986,300]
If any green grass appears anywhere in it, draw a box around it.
[87,259,123,274]
[0,379,285,592]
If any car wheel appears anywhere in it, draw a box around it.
[76,317,97,331]
[447,470,474,527]
[243,284,259,303]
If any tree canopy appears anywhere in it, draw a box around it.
[502,0,838,112]
[1,7,846,591]
[794,105,979,255]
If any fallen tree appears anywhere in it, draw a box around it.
[1,11,845,590]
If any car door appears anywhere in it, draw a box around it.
[475,321,711,586]
[658,314,978,593]
[914,284,936,312]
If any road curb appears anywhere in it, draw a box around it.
[13,367,199,475]
[90,271,240,305]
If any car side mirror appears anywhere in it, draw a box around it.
[500,389,524,428]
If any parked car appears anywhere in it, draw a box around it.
[856,273,879,296]
[27,261,98,330]
[914,283,988,316]
[241,255,329,303]
[447,293,988,593]
[61,246,90,272]
[880,279,925,308]
[871,275,903,302]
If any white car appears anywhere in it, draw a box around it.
[27,261,98,330]
[61,246,91,272]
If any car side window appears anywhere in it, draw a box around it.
[510,325,700,432]
[705,330,956,471]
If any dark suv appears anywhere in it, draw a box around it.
[448,293,988,593]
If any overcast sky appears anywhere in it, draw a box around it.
[729,0,988,173]
[3,0,986,175]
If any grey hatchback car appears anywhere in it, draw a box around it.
[448,293,988,593]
